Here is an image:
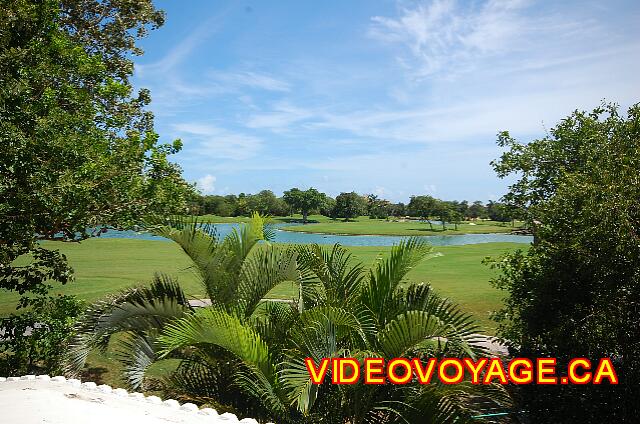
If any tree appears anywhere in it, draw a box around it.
[244,190,287,216]
[467,201,486,219]
[196,194,238,216]
[332,192,366,221]
[0,0,192,374]
[486,201,510,222]
[318,195,335,218]
[456,200,469,218]
[433,200,452,231]
[282,187,326,223]
[407,195,437,230]
[488,103,640,422]
[67,219,508,422]
[366,194,391,219]
[390,202,406,217]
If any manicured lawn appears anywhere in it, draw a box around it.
[196,214,524,236]
[3,238,525,331]
[280,217,523,236]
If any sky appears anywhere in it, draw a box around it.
[133,0,640,203]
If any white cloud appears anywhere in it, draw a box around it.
[373,186,388,197]
[246,102,315,131]
[368,0,599,78]
[172,123,262,160]
[197,174,217,194]
[136,7,231,75]
[209,71,291,92]
[423,184,437,194]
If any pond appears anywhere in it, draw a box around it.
[99,223,533,247]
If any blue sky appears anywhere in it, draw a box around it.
[134,0,640,202]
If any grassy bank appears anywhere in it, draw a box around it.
[280,217,523,236]
[196,214,523,236]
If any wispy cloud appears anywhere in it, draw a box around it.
[368,0,598,78]
[246,102,315,131]
[197,174,217,194]
[136,7,232,75]
[209,71,291,92]
[131,0,640,201]
[172,123,262,160]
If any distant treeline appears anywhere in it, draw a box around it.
[189,188,522,223]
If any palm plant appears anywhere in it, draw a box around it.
[66,215,509,422]
[65,213,299,392]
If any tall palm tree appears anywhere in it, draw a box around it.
[66,216,509,422]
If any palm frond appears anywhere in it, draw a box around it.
[296,243,365,308]
[397,284,485,357]
[144,216,219,273]
[222,212,272,268]
[115,333,158,389]
[159,308,275,381]
[362,237,435,326]
[376,311,450,358]
[237,245,300,318]
[64,274,191,378]
[159,307,290,418]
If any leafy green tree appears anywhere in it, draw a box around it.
[197,195,238,216]
[485,201,510,222]
[318,195,336,218]
[283,187,327,223]
[0,295,84,375]
[457,200,469,217]
[332,192,366,221]
[67,217,508,422]
[391,202,406,217]
[448,210,464,231]
[467,201,487,219]
[0,0,192,374]
[245,190,288,216]
[408,195,437,230]
[488,102,640,422]
[366,194,391,219]
[433,200,453,231]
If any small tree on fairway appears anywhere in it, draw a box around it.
[333,192,366,221]
[433,200,452,231]
[467,201,487,219]
[282,187,326,223]
[408,195,437,230]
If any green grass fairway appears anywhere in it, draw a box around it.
[280,217,522,236]
[196,214,523,236]
[3,238,524,331]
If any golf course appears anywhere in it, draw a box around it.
[5,236,524,331]
[197,214,525,236]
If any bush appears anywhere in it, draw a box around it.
[0,294,84,375]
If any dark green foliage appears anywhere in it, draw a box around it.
[332,192,367,221]
[489,102,640,422]
[192,192,290,217]
[366,194,392,219]
[0,294,84,375]
[283,187,328,222]
[1,0,192,374]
